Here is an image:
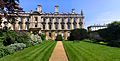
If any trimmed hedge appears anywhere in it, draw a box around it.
[69,28,88,41]
[55,35,63,41]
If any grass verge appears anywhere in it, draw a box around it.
[63,41,120,61]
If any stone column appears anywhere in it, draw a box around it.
[22,18,26,30]
[10,24,14,30]
[29,16,33,28]
[17,17,21,30]
[64,18,68,30]
[45,18,49,30]
[58,31,62,35]
[64,31,68,40]
[15,20,19,30]
[71,18,74,30]
[76,18,80,28]
[51,31,55,40]
[41,18,43,30]
[37,16,42,28]
[52,18,55,30]
[81,18,84,28]
[45,31,49,40]
[58,18,61,30]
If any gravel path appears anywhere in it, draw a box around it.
[49,41,68,61]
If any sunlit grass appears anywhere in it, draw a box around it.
[63,41,120,61]
[0,41,56,61]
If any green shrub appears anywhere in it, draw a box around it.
[97,21,120,47]
[40,34,46,41]
[55,35,63,41]
[15,32,32,47]
[3,30,17,46]
[69,28,88,41]
[0,48,10,58]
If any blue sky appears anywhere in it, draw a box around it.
[19,0,120,28]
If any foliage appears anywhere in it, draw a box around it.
[63,41,120,61]
[15,32,32,47]
[40,34,46,41]
[0,48,10,58]
[2,30,32,47]
[69,28,88,41]
[3,30,17,46]
[0,41,56,61]
[30,34,42,45]
[55,35,63,41]
[98,21,120,47]
[0,43,26,58]
[88,31,103,43]
[6,43,26,54]
[0,0,20,13]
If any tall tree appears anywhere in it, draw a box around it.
[98,21,120,47]
[0,0,20,13]
[0,0,23,30]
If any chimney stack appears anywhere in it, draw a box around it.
[55,5,59,13]
[37,5,42,13]
[72,9,75,14]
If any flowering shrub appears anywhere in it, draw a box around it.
[30,34,42,45]
[6,43,26,53]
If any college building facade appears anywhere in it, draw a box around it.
[0,5,84,40]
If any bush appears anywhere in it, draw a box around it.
[88,31,104,43]
[16,32,32,47]
[69,28,88,41]
[6,43,26,53]
[3,30,17,46]
[40,34,46,41]
[106,40,120,47]
[55,35,63,41]
[97,21,120,47]
[0,48,10,58]
[30,34,42,45]
[2,30,32,47]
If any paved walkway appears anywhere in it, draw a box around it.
[49,41,68,61]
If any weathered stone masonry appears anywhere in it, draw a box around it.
[0,5,84,40]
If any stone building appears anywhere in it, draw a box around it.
[0,5,84,40]
[87,24,107,31]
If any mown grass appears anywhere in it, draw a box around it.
[63,41,120,61]
[0,41,56,61]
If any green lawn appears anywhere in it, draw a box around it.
[0,41,56,61]
[63,41,120,61]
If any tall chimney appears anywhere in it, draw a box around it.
[37,5,42,13]
[55,5,59,13]
[72,9,75,14]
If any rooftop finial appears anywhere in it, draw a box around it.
[81,10,83,16]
